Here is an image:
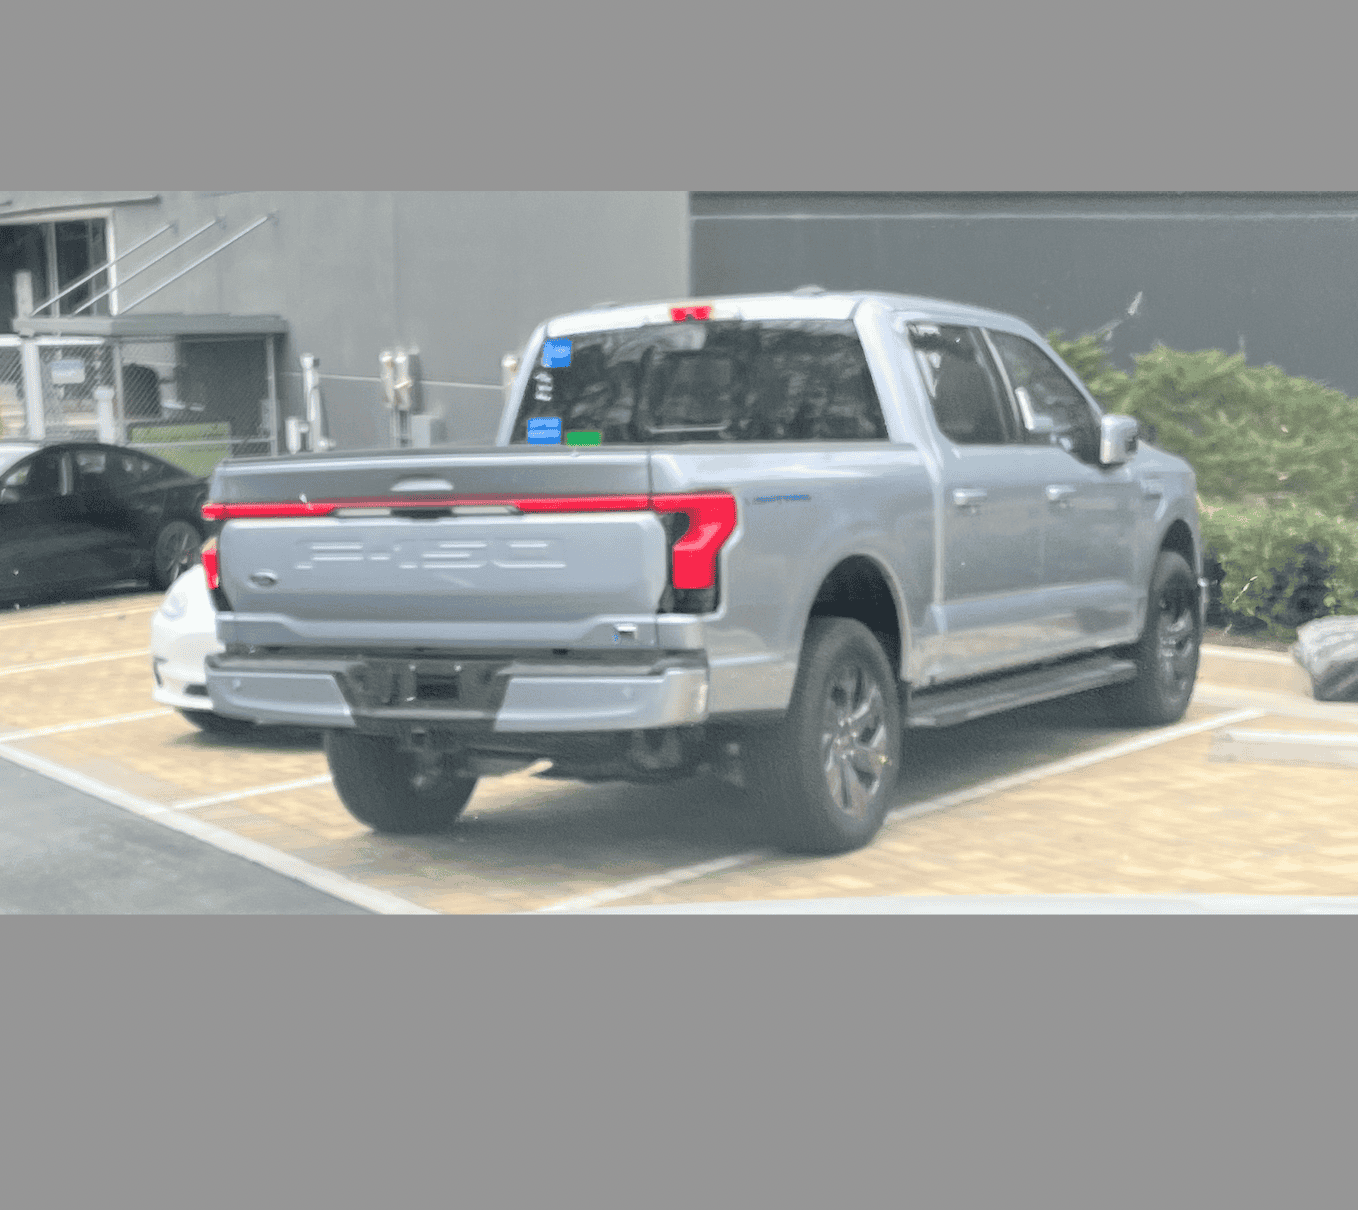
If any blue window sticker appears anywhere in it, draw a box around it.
[526,417,562,444]
[542,338,573,369]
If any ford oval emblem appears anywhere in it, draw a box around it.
[248,570,279,588]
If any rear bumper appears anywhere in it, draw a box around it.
[205,653,711,732]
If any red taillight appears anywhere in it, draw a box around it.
[652,493,737,589]
[200,491,738,593]
[200,537,220,591]
[669,304,712,322]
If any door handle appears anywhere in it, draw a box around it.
[952,488,988,509]
[1045,484,1077,507]
[1141,479,1164,499]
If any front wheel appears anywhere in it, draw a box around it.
[151,520,202,590]
[1102,550,1202,726]
[325,731,479,835]
[743,617,902,855]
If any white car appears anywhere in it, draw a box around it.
[150,564,257,735]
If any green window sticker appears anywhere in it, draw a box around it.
[565,431,602,446]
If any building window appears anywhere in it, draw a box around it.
[0,217,111,331]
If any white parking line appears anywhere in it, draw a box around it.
[0,604,160,632]
[537,706,1267,913]
[538,852,771,913]
[174,775,334,811]
[0,649,150,677]
[0,741,435,915]
[0,709,172,742]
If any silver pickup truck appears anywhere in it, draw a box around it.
[201,290,1206,854]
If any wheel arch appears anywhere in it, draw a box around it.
[805,553,909,679]
[1158,517,1197,574]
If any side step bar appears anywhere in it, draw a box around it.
[906,655,1139,728]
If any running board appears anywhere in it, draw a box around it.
[906,656,1138,728]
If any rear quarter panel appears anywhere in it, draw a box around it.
[651,445,934,714]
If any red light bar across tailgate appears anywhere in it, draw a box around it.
[202,492,738,591]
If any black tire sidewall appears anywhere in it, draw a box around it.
[1111,550,1201,725]
[152,520,202,591]
[325,730,477,835]
[751,617,902,854]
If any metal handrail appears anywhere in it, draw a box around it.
[120,215,274,313]
[29,223,174,316]
[71,219,220,315]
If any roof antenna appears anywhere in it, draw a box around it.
[792,284,826,296]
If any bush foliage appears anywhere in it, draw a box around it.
[1048,331,1358,637]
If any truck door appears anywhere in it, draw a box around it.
[984,329,1140,653]
[904,323,1049,681]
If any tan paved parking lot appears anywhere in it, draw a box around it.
[0,591,1354,912]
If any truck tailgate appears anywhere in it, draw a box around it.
[209,448,674,649]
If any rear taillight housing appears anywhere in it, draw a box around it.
[200,536,220,591]
[651,493,737,590]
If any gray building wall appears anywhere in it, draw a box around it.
[691,192,1358,395]
[0,190,691,447]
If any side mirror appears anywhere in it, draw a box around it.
[1100,414,1139,466]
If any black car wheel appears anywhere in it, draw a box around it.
[152,520,202,590]
[325,731,479,834]
[1101,550,1202,726]
[743,617,902,855]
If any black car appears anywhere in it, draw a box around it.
[0,440,209,605]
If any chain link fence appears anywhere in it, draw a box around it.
[1,334,278,476]
[0,336,22,440]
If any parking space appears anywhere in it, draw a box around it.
[1,591,1355,913]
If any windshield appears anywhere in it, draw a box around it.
[0,445,38,478]
[508,319,888,445]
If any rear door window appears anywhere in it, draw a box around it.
[509,319,888,444]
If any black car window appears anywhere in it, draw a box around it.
[1,450,68,499]
[122,452,173,482]
[987,331,1101,458]
[905,323,1016,445]
[75,448,130,495]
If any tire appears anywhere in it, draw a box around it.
[1101,550,1202,726]
[151,520,202,591]
[179,708,257,736]
[325,731,478,835]
[743,617,902,855]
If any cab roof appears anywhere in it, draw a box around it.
[543,289,1039,340]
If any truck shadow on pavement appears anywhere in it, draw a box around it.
[372,690,1155,866]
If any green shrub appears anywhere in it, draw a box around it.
[1049,333,1358,514]
[1048,331,1358,637]
[1200,500,1358,638]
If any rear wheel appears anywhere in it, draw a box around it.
[743,617,902,855]
[325,731,479,834]
[1102,550,1201,726]
[152,520,202,590]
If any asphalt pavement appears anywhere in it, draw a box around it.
[0,755,369,914]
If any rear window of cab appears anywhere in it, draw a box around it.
[508,318,888,445]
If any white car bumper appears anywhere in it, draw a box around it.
[150,565,224,714]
